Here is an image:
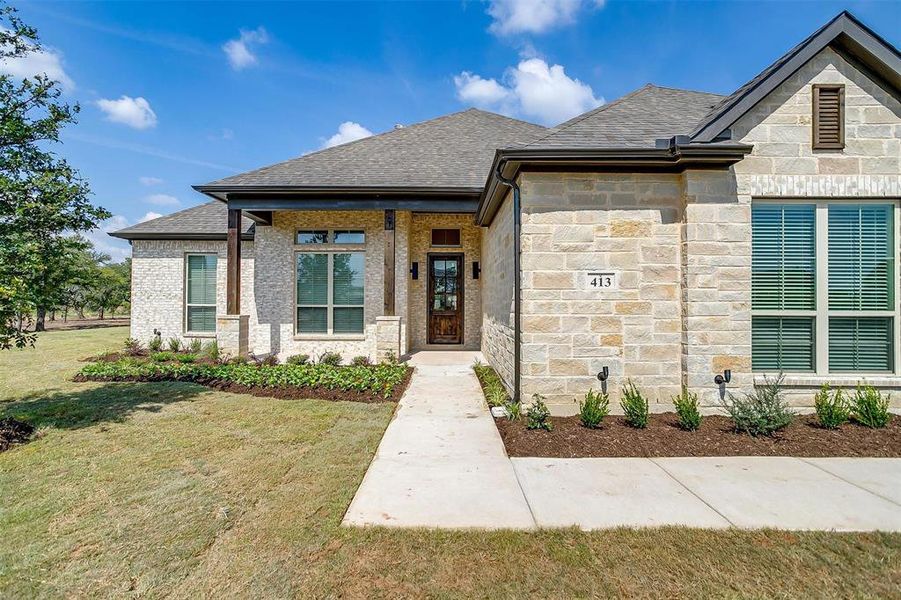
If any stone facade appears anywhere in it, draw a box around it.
[480,190,516,391]
[408,212,482,351]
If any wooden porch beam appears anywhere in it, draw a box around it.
[383,209,395,316]
[226,208,242,315]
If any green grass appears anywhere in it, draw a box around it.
[2,328,900,598]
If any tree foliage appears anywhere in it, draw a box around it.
[0,3,110,348]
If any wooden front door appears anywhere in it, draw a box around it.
[428,254,463,344]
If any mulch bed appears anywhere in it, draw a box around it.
[72,367,413,404]
[495,413,901,458]
[0,418,35,452]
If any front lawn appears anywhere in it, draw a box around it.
[2,328,900,598]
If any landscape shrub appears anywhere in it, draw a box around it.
[351,356,371,366]
[503,399,521,421]
[814,383,850,429]
[203,341,220,361]
[148,335,163,353]
[620,380,649,429]
[167,337,182,353]
[473,361,510,408]
[579,389,609,429]
[852,385,890,428]
[672,388,702,431]
[382,351,398,364]
[526,394,552,431]
[151,352,177,363]
[176,353,197,364]
[228,355,249,365]
[187,339,202,354]
[260,354,280,366]
[721,374,794,437]
[286,354,310,366]
[319,352,342,366]
[77,359,411,399]
[123,338,143,356]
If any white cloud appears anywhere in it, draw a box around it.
[96,96,158,129]
[139,211,162,223]
[454,58,602,125]
[0,45,75,91]
[222,27,269,70]
[139,176,163,186]
[84,215,131,262]
[321,121,373,149]
[208,128,234,141]
[487,0,604,36]
[144,193,180,207]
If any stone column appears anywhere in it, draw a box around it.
[218,314,249,358]
[375,316,402,362]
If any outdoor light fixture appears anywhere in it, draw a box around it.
[410,262,418,280]
[596,366,609,382]
[714,369,732,385]
[472,261,480,279]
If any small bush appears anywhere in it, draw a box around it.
[504,399,521,421]
[176,353,197,364]
[672,388,702,431]
[351,355,372,366]
[203,341,220,361]
[260,354,279,366]
[814,383,850,429]
[473,362,511,408]
[721,374,794,437]
[123,338,143,356]
[148,335,163,353]
[382,351,398,365]
[579,389,610,429]
[187,339,202,354]
[228,355,249,365]
[151,351,177,363]
[286,354,310,366]
[319,352,342,366]
[852,385,890,428]
[526,394,552,431]
[167,337,182,353]
[487,386,508,408]
[620,380,649,429]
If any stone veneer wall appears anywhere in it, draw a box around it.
[408,212,482,351]
[729,46,901,406]
[480,189,516,393]
[130,239,254,346]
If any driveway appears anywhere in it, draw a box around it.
[344,354,901,532]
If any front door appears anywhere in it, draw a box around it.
[428,254,463,344]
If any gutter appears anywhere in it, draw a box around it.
[494,167,522,404]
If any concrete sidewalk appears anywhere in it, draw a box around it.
[344,353,901,532]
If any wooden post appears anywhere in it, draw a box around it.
[226,208,242,315]
[384,209,396,316]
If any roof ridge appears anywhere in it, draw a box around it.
[641,83,725,97]
[521,85,651,148]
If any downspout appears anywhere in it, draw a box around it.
[494,165,521,403]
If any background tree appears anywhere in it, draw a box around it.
[0,4,110,348]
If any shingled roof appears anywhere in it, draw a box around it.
[519,85,724,150]
[109,201,255,241]
[198,109,546,191]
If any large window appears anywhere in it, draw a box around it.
[296,252,364,335]
[752,202,897,374]
[185,254,217,333]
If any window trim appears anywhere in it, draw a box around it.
[184,252,218,336]
[294,251,366,338]
[295,229,366,246]
[812,84,845,150]
[752,198,901,376]
[430,228,462,248]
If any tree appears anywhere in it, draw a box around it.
[0,4,110,348]
[86,260,130,319]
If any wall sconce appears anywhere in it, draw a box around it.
[596,366,609,382]
[410,262,418,280]
[472,261,481,279]
[714,369,732,385]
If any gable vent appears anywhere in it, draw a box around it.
[812,84,844,149]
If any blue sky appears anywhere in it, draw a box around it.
[5,0,900,260]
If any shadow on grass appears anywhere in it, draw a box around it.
[0,381,206,431]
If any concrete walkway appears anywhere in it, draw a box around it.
[344,353,901,532]
[343,351,535,529]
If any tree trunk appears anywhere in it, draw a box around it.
[50,310,56,322]
[77,306,85,319]
[63,306,69,322]
[16,313,23,333]
[35,308,46,332]
[98,307,105,319]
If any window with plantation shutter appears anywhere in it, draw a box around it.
[185,254,217,333]
[812,84,844,149]
[296,252,364,335]
[752,200,898,375]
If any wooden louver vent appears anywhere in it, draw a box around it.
[812,84,844,149]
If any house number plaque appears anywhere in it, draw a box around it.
[586,271,617,291]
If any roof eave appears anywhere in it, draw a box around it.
[108,231,254,242]
[193,184,484,199]
[475,144,753,225]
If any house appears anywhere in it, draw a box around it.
[112,12,901,414]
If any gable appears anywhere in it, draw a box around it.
[733,46,901,177]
